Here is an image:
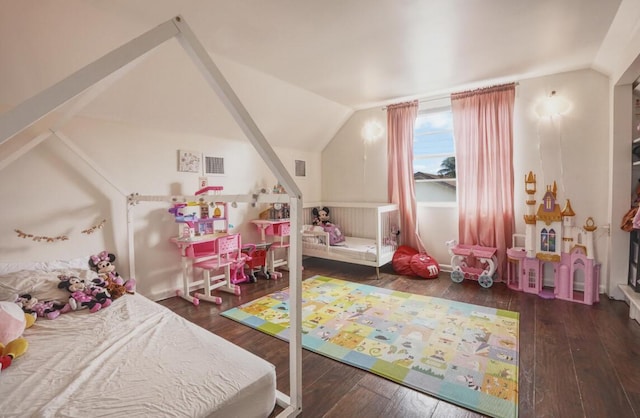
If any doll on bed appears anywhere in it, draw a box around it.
[88,251,135,298]
[58,275,112,313]
[312,207,345,245]
[15,294,65,320]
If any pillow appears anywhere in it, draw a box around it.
[0,282,19,302]
[0,268,99,302]
[323,224,345,246]
[0,255,93,275]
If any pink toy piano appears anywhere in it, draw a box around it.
[446,239,498,288]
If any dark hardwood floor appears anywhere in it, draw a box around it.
[158,258,640,418]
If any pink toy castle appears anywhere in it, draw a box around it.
[506,171,600,305]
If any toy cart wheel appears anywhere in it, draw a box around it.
[451,270,464,283]
[478,274,493,288]
[249,273,257,283]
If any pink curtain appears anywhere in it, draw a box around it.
[451,83,516,279]
[387,100,425,252]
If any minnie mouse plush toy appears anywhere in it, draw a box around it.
[88,251,136,296]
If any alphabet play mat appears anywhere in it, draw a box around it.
[222,276,519,418]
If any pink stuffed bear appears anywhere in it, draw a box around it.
[88,251,135,295]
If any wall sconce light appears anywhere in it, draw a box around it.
[536,90,571,118]
[361,119,384,143]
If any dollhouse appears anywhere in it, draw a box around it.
[506,171,600,305]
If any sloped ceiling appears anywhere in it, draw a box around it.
[0,0,625,151]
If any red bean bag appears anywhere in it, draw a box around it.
[392,245,418,275]
[392,245,440,279]
[409,253,440,279]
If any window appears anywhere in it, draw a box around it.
[413,107,456,203]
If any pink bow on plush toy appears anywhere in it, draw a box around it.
[90,251,110,264]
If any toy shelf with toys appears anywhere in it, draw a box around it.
[170,186,229,242]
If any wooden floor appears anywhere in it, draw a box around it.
[158,258,640,418]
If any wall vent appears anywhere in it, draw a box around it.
[295,160,306,177]
[203,155,225,175]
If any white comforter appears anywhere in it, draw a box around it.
[0,294,276,418]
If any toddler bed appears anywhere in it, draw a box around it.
[0,258,276,418]
[302,202,399,277]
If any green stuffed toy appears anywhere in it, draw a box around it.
[0,301,35,373]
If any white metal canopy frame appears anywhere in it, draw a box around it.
[0,15,302,417]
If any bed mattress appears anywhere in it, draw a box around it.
[303,236,378,261]
[0,293,276,418]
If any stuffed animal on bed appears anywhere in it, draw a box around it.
[311,207,346,245]
[58,275,112,313]
[15,294,65,320]
[0,301,35,373]
[88,251,136,296]
[312,207,331,226]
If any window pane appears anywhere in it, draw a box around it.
[415,179,457,202]
[414,131,455,155]
[415,110,453,132]
[413,107,456,203]
[414,156,456,178]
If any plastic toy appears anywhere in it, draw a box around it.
[506,172,600,305]
[230,244,256,284]
[446,240,498,288]
[242,243,271,281]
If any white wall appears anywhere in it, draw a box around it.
[322,107,388,202]
[0,116,321,300]
[322,68,611,289]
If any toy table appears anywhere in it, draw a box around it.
[250,219,290,279]
[170,233,237,304]
[448,242,498,288]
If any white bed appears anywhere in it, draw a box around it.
[0,263,276,418]
[302,202,399,276]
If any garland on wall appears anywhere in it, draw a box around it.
[14,219,107,243]
[14,230,69,243]
[81,219,107,235]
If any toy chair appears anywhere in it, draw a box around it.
[192,234,243,304]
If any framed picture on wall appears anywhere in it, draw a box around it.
[178,150,201,173]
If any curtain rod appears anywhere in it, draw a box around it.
[381,82,519,110]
